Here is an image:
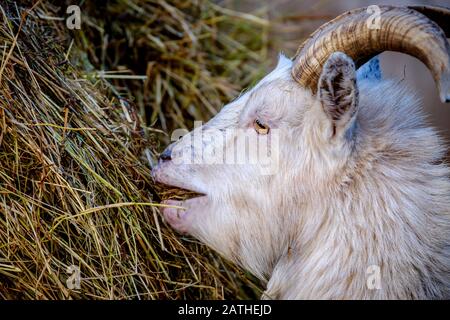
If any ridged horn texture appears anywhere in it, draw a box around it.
[291,6,450,103]
[409,5,450,38]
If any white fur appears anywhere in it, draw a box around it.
[153,54,450,299]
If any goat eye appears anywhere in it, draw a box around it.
[254,119,270,135]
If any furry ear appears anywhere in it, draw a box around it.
[276,52,292,69]
[318,52,359,139]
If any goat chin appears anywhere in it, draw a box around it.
[153,54,450,300]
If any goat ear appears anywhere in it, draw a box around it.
[318,52,359,139]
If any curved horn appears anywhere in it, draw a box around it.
[291,6,450,103]
[409,5,450,38]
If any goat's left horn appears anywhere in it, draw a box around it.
[291,5,450,103]
[408,5,450,38]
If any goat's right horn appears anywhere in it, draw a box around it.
[291,6,450,103]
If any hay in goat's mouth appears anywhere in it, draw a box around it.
[158,186,205,202]
[0,0,266,299]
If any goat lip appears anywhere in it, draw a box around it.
[163,195,207,205]
[162,195,208,212]
[152,168,206,196]
[158,184,207,201]
[178,191,207,201]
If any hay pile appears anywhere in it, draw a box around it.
[0,0,267,299]
[73,0,269,139]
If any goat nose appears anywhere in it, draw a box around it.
[159,147,172,162]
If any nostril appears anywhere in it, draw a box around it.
[159,148,172,162]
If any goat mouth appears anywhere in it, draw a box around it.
[158,185,206,202]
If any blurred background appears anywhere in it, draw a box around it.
[221,0,450,160]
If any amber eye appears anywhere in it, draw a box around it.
[254,119,270,135]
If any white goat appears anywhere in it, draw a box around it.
[153,5,450,299]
